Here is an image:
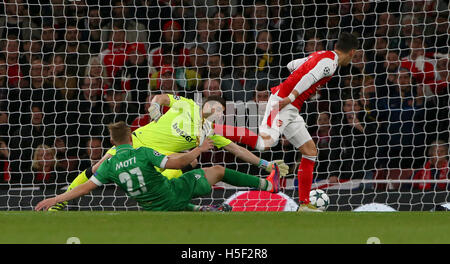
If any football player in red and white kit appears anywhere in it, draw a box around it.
[255,32,359,212]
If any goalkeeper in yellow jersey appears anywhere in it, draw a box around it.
[49,94,289,211]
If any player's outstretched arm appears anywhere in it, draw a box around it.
[164,138,214,170]
[35,180,98,211]
[223,142,289,176]
[223,142,260,165]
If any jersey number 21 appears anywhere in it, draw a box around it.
[118,167,147,196]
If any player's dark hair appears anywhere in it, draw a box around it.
[335,32,359,52]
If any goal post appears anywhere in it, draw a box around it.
[0,0,448,211]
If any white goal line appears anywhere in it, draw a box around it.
[357,179,450,184]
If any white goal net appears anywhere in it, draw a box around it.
[0,0,449,211]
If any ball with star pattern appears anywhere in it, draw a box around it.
[309,189,330,211]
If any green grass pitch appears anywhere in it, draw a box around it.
[0,211,449,244]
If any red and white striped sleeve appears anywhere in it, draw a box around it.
[292,57,337,96]
[286,57,308,73]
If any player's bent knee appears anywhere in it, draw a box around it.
[202,166,225,186]
[298,140,317,157]
[213,165,225,177]
[203,165,225,178]
[206,165,224,170]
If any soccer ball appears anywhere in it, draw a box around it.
[309,189,330,211]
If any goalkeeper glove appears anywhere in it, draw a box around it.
[148,102,162,122]
[197,119,215,146]
[259,159,289,177]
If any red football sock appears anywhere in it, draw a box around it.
[214,124,258,149]
[297,157,316,204]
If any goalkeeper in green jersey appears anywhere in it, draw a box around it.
[35,122,281,212]
[48,94,288,211]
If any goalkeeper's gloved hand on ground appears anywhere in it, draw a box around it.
[148,102,162,122]
[259,159,289,177]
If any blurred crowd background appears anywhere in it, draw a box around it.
[0,0,448,192]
